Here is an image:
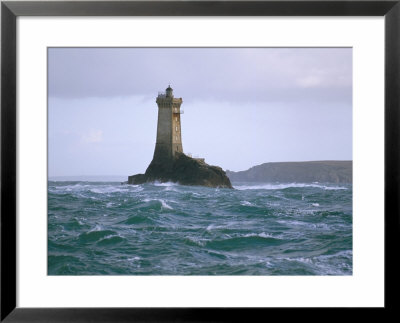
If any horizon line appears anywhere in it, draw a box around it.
[49,159,353,179]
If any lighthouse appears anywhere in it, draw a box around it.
[127,86,232,188]
[153,85,183,161]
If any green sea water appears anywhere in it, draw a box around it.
[48,181,352,275]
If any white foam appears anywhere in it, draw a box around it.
[206,224,230,231]
[153,181,176,187]
[102,234,118,240]
[143,198,173,210]
[90,186,127,194]
[88,224,103,233]
[74,217,84,225]
[277,220,307,227]
[284,257,314,264]
[206,224,214,231]
[317,250,353,260]
[278,220,330,230]
[186,236,208,247]
[160,199,173,210]
[55,183,86,189]
[258,232,273,238]
[240,201,254,206]
[52,183,92,192]
[164,185,177,192]
[127,256,141,262]
[281,250,353,273]
[243,232,274,239]
[130,186,144,192]
[324,186,348,190]
[51,183,143,195]
[98,233,125,243]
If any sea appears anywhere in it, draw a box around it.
[48,181,352,275]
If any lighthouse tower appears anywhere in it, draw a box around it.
[128,85,232,188]
[153,85,183,161]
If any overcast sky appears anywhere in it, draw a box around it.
[48,47,352,178]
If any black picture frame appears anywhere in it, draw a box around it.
[1,1,399,321]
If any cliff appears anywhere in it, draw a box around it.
[128,152,233,188]
[226,160,352,184]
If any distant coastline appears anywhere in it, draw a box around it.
[226,160,352,184]
[50,160,352,184]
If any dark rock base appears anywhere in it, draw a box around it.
[128,153,233,189]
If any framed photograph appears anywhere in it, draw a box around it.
[1,0,399,321]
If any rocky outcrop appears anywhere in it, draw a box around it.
[128,152,233,188]
[226,160,352,184]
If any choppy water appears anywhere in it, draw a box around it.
[48,181,352,275]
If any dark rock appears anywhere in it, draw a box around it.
[128,152,233,188]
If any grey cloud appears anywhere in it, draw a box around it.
[48,47,352,105]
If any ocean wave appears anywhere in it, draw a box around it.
[243,232,275,239]
[206,234,283,251]
[160,199,173,209]
[124,214,153,225]
[97,234,126,246]
[277,219,330,230]
[105,202,122,208]
[143,198,173,210]
[48,180,352,275]
[323,186,348,190]
[90,186,128,194]
[78,229,117,243]
[127,256,141,262]
[312,249,353,260]
[54,183,91,190]
[130,186,144,193]
[164,186,177,191]
[206,224,230,231]
[50,183,134,195]
[88,224,104,232]
[72,217,85,226]
[279,250,353,274]
[185,236,209,247]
